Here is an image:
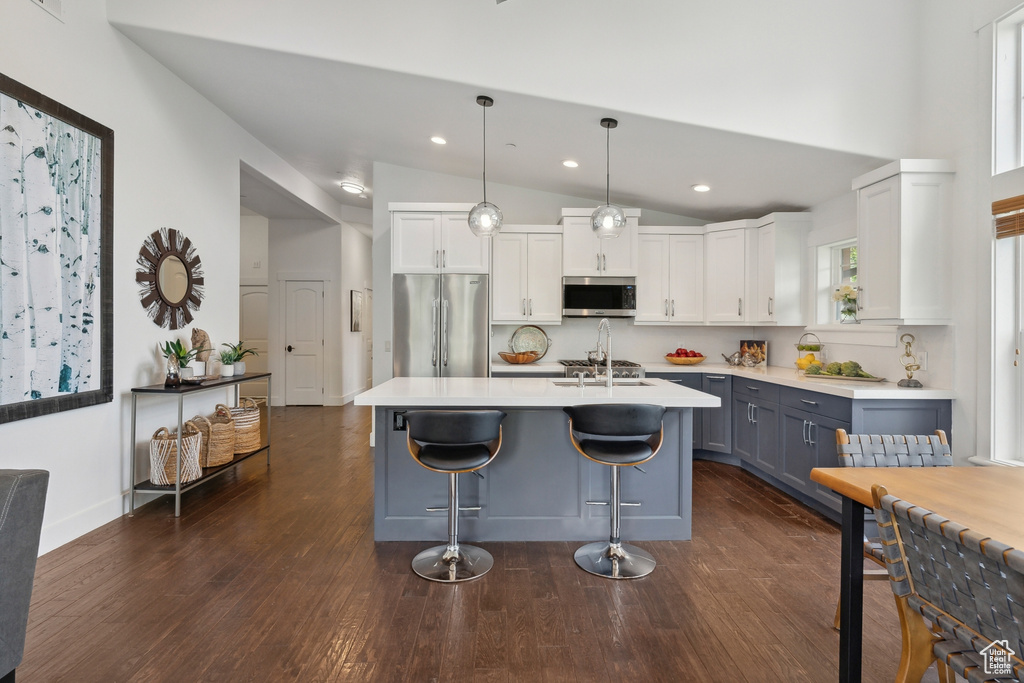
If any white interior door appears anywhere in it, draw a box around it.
[239,285,269,398]
[285,280,324,405]
[364,288,373,389]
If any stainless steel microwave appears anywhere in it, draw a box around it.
[562,277,637,317]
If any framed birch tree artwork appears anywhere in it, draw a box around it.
[0,74,113,424]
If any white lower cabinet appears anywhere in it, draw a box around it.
[491,232,562,324]
[636,232,703,323]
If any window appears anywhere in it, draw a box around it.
[826,240,857,323]
[993,5,1024,174]
[993,201,1024,462]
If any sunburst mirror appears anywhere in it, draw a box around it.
[136,228,204,329]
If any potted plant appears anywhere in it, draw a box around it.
[222,341,258,375]
[218,348,236,377]
[160,339,202,385]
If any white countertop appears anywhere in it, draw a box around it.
[488,360,954,400]
[353,377,721,408]
[640,361,955,400]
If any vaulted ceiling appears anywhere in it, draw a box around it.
[108,1,923,222]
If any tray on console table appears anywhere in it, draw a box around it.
[129,372,272,517]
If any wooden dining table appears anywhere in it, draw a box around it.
[810,465,1024,683]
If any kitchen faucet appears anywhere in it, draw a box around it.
[597,318,612,388]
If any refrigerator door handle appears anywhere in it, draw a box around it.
[442,299,450,367]
[431,299,438,367]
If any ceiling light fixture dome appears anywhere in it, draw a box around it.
[431,136,447,145]
[692,184,710,193]
[468,95,503,237]
[339,181,364,194]
[591,117,626,238]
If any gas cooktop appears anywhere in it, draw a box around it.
[558,359,644,378]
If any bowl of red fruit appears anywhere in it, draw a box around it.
[665,348,705,365]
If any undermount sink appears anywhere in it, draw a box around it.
[550,378,656,387]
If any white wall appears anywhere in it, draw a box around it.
[240,213,270,285]
[341,225,372,401]
[0,0,343,553]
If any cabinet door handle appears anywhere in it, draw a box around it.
[706,375,726,381]
[597,253,601,271]
[671,299,676,316]
[522,299,527,315]
[442,249,447,268]
[802,419,809,445]
[768,297,773,317]
[800,399,818,406]
[665,299,669,316]
[808,421,817,446]
[751,404,757,424]
[746,386,759,392]
[528,299,533,316]
[602,253,607,271]
[738,298,743,317]
[435,250,440,268]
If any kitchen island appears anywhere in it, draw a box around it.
[354,377,719,542]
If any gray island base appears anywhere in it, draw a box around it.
[355,377,720,543]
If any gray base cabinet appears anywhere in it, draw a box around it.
[700,374,732,453]
[648,372,703,450]
[716,381,951,519]
[733,379,781,476]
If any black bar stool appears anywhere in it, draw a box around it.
[564,404,666,579]
[404,410,506,583]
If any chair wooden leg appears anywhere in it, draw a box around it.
[893,595,938,683]
[834,595,842,631]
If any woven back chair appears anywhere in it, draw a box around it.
[832,430,952,630]
[872,484,1024,683]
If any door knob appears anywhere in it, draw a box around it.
[287,345,294,352]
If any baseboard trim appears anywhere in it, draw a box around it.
[39,494,123,556]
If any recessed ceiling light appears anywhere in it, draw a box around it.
[431,136,447,145]
[692,184,711,192]
[340,181,364,194]
[562,160,579,168]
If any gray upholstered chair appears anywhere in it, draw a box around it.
[832,430,952,630]
[872,484,1023,683]
[0,469,49,683]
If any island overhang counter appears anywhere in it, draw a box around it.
[354,377,719,542]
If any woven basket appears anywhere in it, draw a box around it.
[218,397,261,454]
[192,411,235,467]
[149,422,202,485]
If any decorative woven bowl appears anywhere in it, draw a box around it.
[498,351,539,364]
[665,355,705,365]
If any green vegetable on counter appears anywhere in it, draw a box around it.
[804,364,822,375]
[824,362,842,375]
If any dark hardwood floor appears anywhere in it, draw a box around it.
[20,405,938,682]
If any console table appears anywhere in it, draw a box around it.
[129,372,272,516]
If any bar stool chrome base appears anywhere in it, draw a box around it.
[574,540,656,579]
[412,544,493,583]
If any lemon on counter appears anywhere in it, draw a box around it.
[795,353,822,370]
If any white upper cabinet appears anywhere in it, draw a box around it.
[636,231,704,324]
[491,231,563,324]
[704,222,756,323]
[754,213,811,325]
[392,209,489,274]
[852,160,954,324]
[560,209,640,276]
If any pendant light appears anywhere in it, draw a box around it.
[591,117,626,238]
[468,95,503,237]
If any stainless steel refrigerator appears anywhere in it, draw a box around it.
[393,273,490,377]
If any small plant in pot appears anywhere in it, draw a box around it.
[218,349,237,377]
[160,339,202,385]
[222,341,258,375]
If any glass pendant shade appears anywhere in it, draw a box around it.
[469,95,502,237]
[590,204,626,238]
[591,117,625,238]
[468,201,503,237]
